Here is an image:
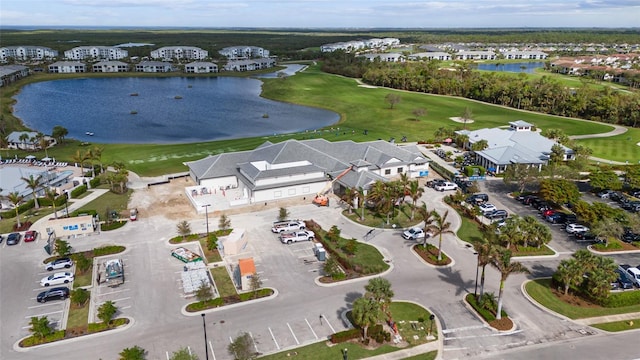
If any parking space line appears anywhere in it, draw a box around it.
[305,318,319,340]
[97,288,130,297]
[287,323,300,345]
[321,314,336,333]
[26,310,62,318]
[268,327,280,350]
[249,331,259,353]
[97,297,131,305]
[119,305,132,310]
[27,302,63,309]
[208,340,216,360]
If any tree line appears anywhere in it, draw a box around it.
[320,51,640,128]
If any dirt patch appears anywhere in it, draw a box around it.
[128,178,196,220]
[449,117,474,124]
[489,317,513,331]
[550,287,602,308]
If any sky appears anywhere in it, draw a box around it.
[1,0,639,29]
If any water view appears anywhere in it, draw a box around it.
[13,70,338,144]
[476,62,545,73]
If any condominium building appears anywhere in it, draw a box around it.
[219,46,269,59]
[150,46,208,60]
[0,46,58,61]
[64,46,128,60]
[93,61,129,73]
[48,61,86,73]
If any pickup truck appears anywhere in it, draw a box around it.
[280,230,315,244]
[271,220,306,233]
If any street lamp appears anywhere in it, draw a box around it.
[201,313,209,360]
[342,348,348,360]
[202,204,211,237]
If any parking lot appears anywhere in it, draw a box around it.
[92,255,134,322]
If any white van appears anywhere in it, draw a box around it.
[626,267,640,287]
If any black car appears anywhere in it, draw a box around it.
[36,287,70,303]
[427,179,446,188]
[6,232,21,245]
[622,230,640,243]
[521,195,538,205]
[466,193,489,204]
[574,231,597,242]
[616,269,634,290]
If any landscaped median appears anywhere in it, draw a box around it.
[524,278,640,326]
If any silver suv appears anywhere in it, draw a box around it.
[45,257,74,271]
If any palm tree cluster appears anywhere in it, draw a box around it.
[496,215,552,250]
[554,249,617,303]
[71,146,104,177]
[352,277,394,340]
[340,174,424,225]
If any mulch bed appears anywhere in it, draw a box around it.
[413,244,452,266]
[489,317,513,331]
[550,287,601,308]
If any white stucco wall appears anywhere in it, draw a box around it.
[200,176,238,190]
[252,181,326,202]
[254,171,324,187]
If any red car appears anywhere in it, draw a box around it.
[24,230,38,242]
[542,209,556,217]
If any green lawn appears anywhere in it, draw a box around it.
[342,204,422,229]
[74,189,132,220]
[74,265,93,288]
[66,301,90,329]
[576,127,640,163]
[210,266,237,298]
[0,207,55,234]
[3,63,625,177]
[259,302,435,360]
[591,318,640,332]
[525,279,640,319]
[456,213,484,244]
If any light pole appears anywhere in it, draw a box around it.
[201,313,209,360]
[473,252,480,296]
[429,314,435,336]
[202,204,211,237]
[342,348,348,360]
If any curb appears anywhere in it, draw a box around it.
[314,261,395,287]
[180,287,279,316]
[409,244,455,269]
[13,316,135,352]
[460,294,517,333]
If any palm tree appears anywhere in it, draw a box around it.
[71,150,90,172]
[19,133,29,149]
[44,189,59,219]
[474,233,499,301]
[92,146,105,174]
[408,180,424,220]
[357,187,367,221]
[428,210,454,261]
[491,249,529,320]
[364,277,394,314]
[340,188,357,214]
[7,192,24,228]
[416,203,435,246]
[398,173,410,200]
[21,174,43,209]
[352,297,382,339]
[555,258,582,296]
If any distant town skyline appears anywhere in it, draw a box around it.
[1,0,639,29]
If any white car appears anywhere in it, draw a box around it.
[40,272,74,287]
[402,227,427,240]
[44,257,74,271]
[479,203,497,215]
[566,223,589,234]
[434,181,458,192]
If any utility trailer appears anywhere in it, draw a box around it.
[103,258,125,287]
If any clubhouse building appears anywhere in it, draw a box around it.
[184,139,429,212]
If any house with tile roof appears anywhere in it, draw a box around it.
[455,121,574,174]
[184,139,429,211]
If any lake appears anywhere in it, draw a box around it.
[13,67,338,144]
[476,62,545,73]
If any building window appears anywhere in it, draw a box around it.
[288,189,296,195]
[384,169,391,175]
[397,167,403,174]
[274,190,282,198]
[302,186,310,193]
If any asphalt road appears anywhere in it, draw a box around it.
[2,183,640,360]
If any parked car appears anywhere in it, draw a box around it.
[566,223,589,234]
[598,190,614,199]
[0,234,3,244]
[625,267,640,287]
[24,230,37,242]
[574,231,597,242]
[44,257,74,271]
[466,193,489,204]
[427,179,447,188]
[521,195,538,205]
[40,272,74,287]
[479,203,497,215]
[541,209,556,218]
[6,232,21,245]
[486,210,508,220]
[434,181,458,192]
[402,227,428,240]
[36,287,70,303]
[622,230,640,243]
[616,269,634,290]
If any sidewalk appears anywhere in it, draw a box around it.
[573,312,640,326]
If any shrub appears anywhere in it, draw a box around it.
[89,177,101,188]
[93,245,126,257]
[19,330,65,347]
[38,195,67,207]
[207,233,218,251]
[72,253,92,273]
[330,328,361,343]
[71,185,88,198]
[101,221,126,231]
[70,209,98,217]
[0,199,35,219]
[342,239,359,255]
[601,290,640,308]
[71,288,90,306]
